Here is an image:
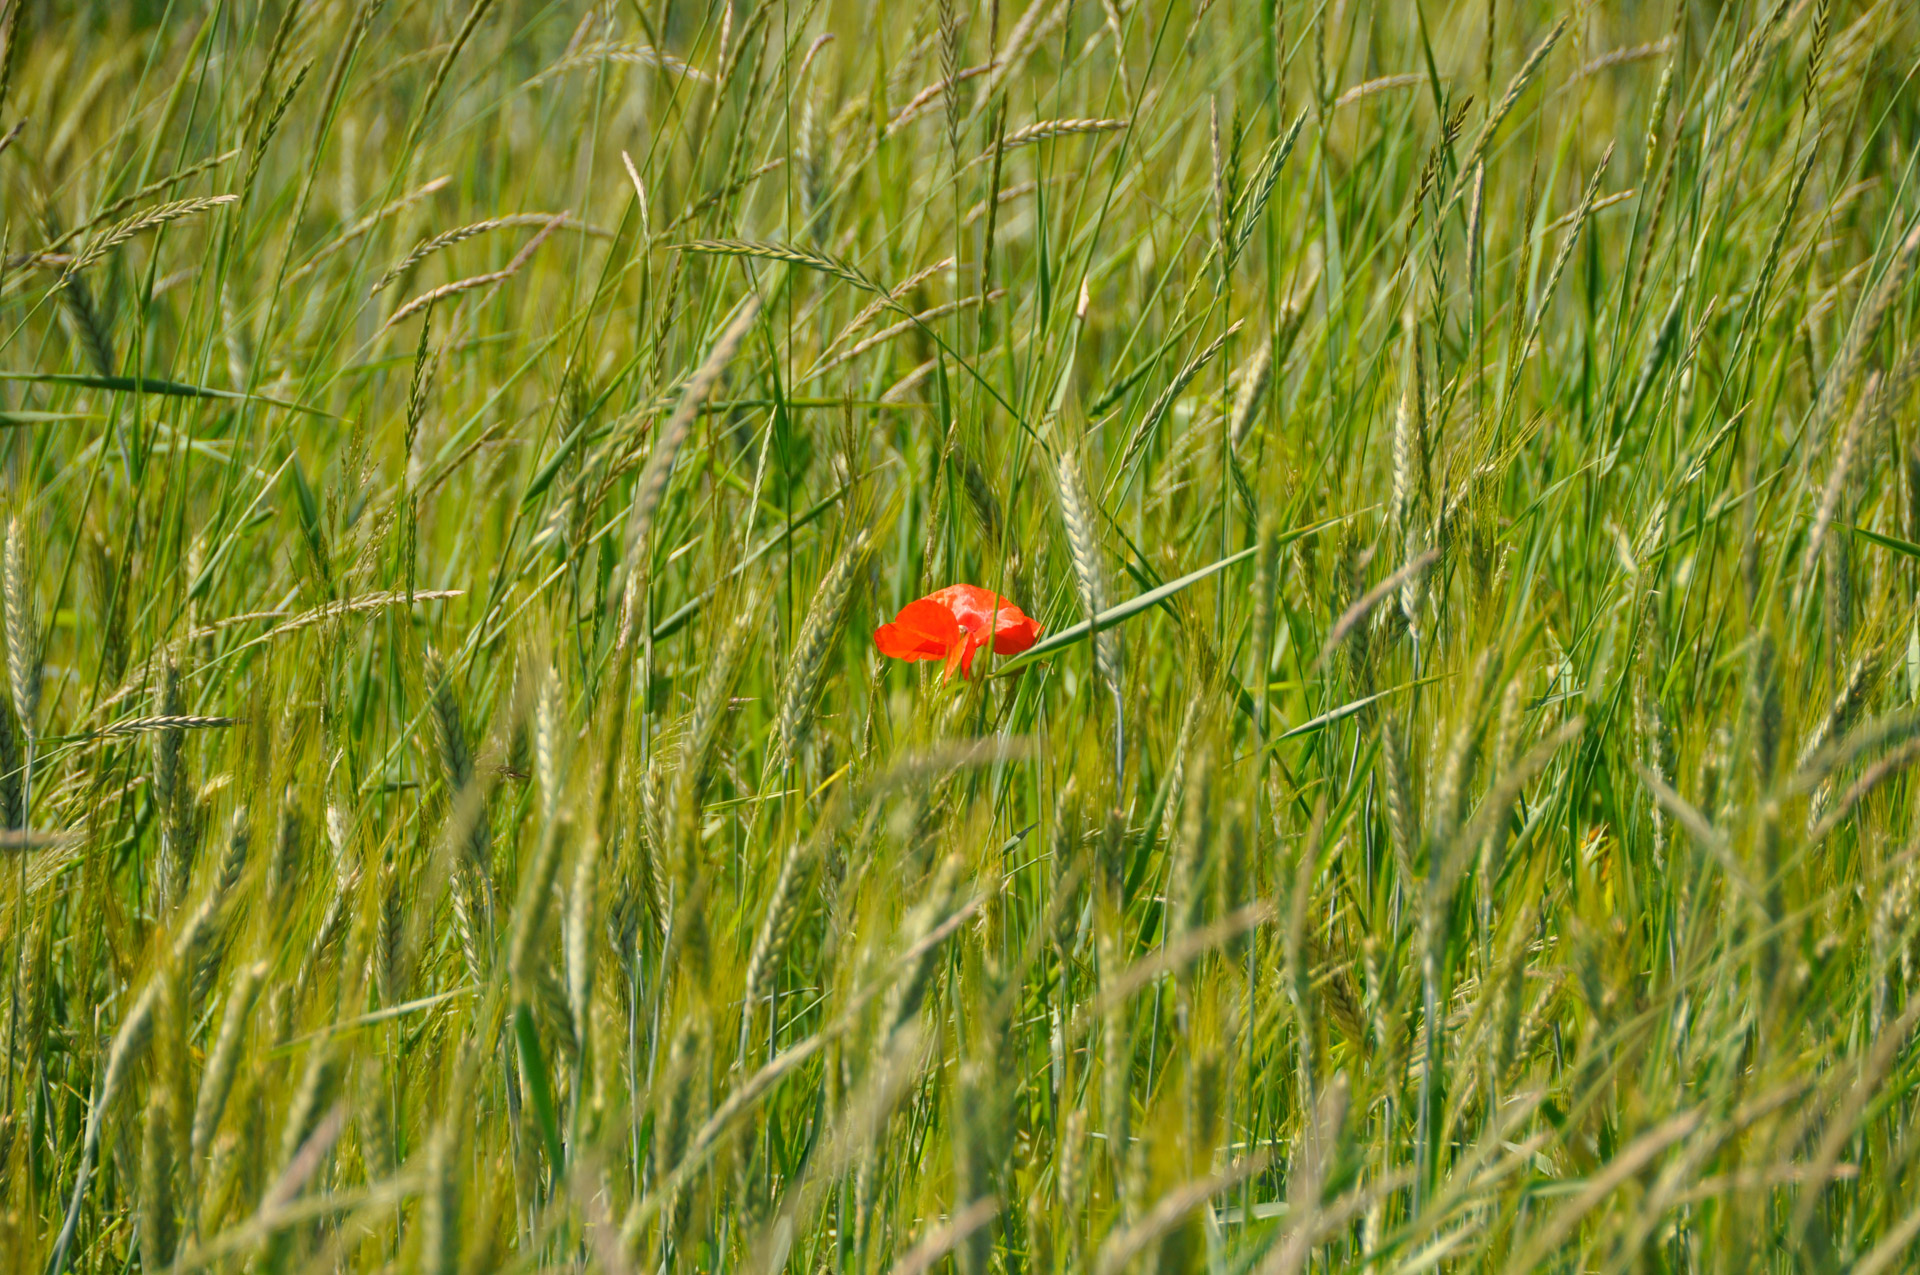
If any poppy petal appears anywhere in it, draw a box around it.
[880,587,1036,677]
[875,598,962,663]
[927,584,1040,661]
[873,623,932,660]
[991,613,1041,655]
[926,584,997,638]
[957,633,989,678]
[895,597,961,645]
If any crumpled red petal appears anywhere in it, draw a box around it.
[873,597,961,662]
[990,611,1041,656]
[926,585,1043,661]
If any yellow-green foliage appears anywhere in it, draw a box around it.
[3,0,1920,1271]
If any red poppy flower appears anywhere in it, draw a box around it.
[873,584,1042,679]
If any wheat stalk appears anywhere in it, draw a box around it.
[1810,220,1920,446]
[564,825,598,1046]
[1317,549,1440,670]
[772,529,871,766]
[616,297,762,644]
[43,888,223,1275]
[1055,447,1116,685]
[529,41,710,85]
[1796,372,1875,612]
[380,211,569,331]
[990,116,1127,153]
[1448,16,1569,208]
[41,150,239,255]
[54,269,115,377]
[741,836,817,1028]
[56,195,236,282]
[190,961,268,1160]
[818,255,954,359]
[97,714,236,737]
[1227,336,1273,455]
[368,213,604,298]
[667,597,759,848]
[887,62,993,135]
[1115,320,1242,481]
[374,859,405,1006]
[3,518,35,867]
[285,175,453,284]
[507,814,566,1003]
[807,291,1003,379]
[137,1083,176,1272]
[678,239,886,297]
[1055,444,1124,779]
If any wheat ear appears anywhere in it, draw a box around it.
[773,529,872,767]
[1055,445,1123,780]
[617,297,763,647]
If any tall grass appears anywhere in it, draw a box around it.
[2,0,1920,1270]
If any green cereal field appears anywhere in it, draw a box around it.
[4,0,1920,1270]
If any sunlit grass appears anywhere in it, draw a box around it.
[3,1,1920,1271]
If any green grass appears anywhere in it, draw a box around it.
[2,0,1920,1270]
